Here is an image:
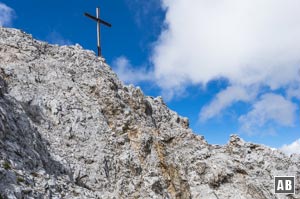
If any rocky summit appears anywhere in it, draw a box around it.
[0,27,299,199]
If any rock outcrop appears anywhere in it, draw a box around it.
[0,27,299,199]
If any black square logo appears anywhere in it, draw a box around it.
[274,176,295,194]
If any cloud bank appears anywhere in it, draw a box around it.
[150,0,300,131]
[280,139,300,155]
[152,0,300,93]
[46,31,73,46]
[199,86,256,122]
[0,2,15,27]
[239,93,298,134]
[112,56,153,84]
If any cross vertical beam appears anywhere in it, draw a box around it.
[96,7,101,56]
[84,6,112,57]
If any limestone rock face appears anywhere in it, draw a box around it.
[0,27,299,199]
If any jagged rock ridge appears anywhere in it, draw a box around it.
[0,27,299,199]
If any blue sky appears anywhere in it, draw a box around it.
[1,0,300,154]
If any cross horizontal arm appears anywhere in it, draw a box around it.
[99,19,112,27]
[84,13,112,27]
[84,12,98,21]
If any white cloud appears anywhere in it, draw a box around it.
[0,2,15,27]
[112,56,153,84]
[152,0,300,95]
[280,139,300,155]
[239,93,298,134]
[199,86,256,122]
[46,31,72,46]
[287,86,300,100]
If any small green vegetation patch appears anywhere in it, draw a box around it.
[3,162,11,170]
[17,177,24,183]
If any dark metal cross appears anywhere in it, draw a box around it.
[84,7,112,57]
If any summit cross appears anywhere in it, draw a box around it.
[84,7,112,57]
